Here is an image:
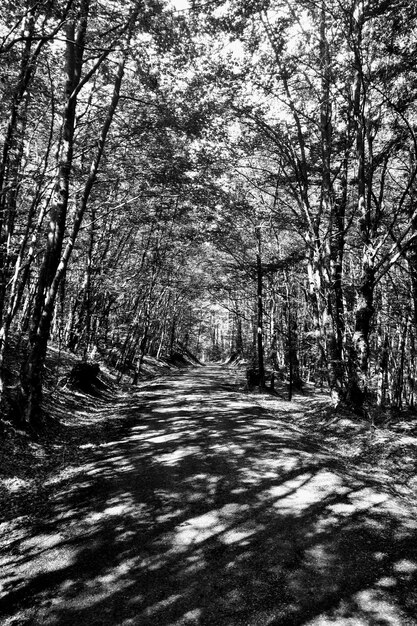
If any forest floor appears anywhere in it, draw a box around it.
[1,363,417,625]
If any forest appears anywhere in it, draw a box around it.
[3,1,417,624]
[1,0,417,426]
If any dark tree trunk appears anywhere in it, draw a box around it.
[377,333,389,407]
[352,262,375,400]
[393,320,408,408]
[256,226,265,388]
[285,277,301,400]
[235,312,243,355]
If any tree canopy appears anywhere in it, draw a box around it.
[1,0,417,429]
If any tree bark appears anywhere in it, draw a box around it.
[256,226,265,388]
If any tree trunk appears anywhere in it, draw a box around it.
[319,0,347,405]
[235,311,243,355]
[393,320,408,408]
[285,276,301,400]
[346,2,376,412]
[256,226,265,388]
[377,334,389,407]
[351,259,375,406]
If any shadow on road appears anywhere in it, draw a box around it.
[1,367,417,625]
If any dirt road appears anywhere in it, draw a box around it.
[1,366,417,625]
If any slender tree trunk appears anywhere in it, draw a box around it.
[408,331,416,407]
[82,206,95,359]
[346,2,376,411]
[306,242,327,378]
[133,331,148,384]
[256,226,265,388]
[377,333,389,407]
[351,260,375,404]
[285,275,301,400]
[393,320,408,408]
[407,207,417,329]
[319,0,348,404]
[235,310,243,355]
[169,316,176,357]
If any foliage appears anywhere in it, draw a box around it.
[1,0,417,428]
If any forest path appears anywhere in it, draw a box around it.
[1,365,417,625]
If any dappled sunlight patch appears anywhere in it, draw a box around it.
[222,526,257,544]
[137,592,183,618]
[181,474,222,501]
[304,543,336,573]
[393,558,417,574]
[326,488,395,523]
[154,445,202,466]
[173,502,253,546]
[354,588,410,624]
[172,607,202,625]
[19,533,63,552]
[103,502,132,517]
[1,476,31,493]
[238,468,265,486]
[377,575,397,587]
[251,450,308,474]
[1,532,78,598]
[267,470,344,513]
[146,432,185,444]
[43,559,142,618]
[347,487,389,511]
[28,545,76,574]
[96,454,136,473]
[128,423,148,432]
[269,473,313,503]
[94,440,133,449]
[151,405,197,414]
[207,441,246,455]
[174,511,224,544]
